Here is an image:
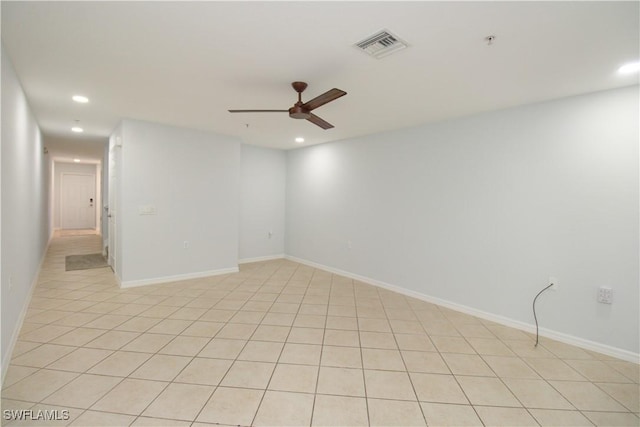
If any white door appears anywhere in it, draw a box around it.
[61,173,96,229]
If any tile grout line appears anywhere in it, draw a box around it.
[379,289,430,426]
[425,302,487,426]
[109,268,253,425]
[247,262,312,426]
[156,265,277,425]
[300,266,327,427]
[446,311,542,426]
[353,278,372,427]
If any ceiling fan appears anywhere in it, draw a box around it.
[228,82,347,129]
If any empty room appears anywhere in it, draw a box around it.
[1,2,638,426]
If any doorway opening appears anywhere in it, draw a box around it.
[53,160,102,235]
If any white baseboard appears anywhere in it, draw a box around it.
[238,254,285,264]
[1,239,51,385]
[285,255,639,364]
[120,267,239,289]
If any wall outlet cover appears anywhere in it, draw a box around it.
[597,287,613,304]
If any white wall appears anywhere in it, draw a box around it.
[1,46,50,377]
[286,86,639,355]
[52,161,98,229]
[117,119,241,285]
[239,144,286,261]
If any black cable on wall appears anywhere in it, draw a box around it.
[532,282,554,347]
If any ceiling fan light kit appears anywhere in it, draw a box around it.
[229,81,346,129]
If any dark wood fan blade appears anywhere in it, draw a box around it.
[306,113,334,129]
[301,88,346,111]
[228,110,288,113]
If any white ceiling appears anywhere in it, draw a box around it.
[2,1,638,159]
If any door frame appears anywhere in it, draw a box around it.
[107,135,121,272]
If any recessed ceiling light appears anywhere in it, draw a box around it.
[295,137,305,143]
[618,61,640,74]
[71,127,83,133]
[72,95,89,103]
[73,158,80,163]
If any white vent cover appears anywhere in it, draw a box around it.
[355,30,408,59]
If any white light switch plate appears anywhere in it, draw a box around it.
[138,205,157,215]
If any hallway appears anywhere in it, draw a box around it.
[1,235,638,426]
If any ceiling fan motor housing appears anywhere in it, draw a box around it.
[289,105,311,119]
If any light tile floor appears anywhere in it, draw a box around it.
[1,235,638,426]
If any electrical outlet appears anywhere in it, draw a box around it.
[268,230,273,239]
[549,277,559,291]
[9,275,13,290]
[347,240,352,250]
[597,287,613,304]
[183,241,189,249]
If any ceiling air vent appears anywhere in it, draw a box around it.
[355,30,408,59]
